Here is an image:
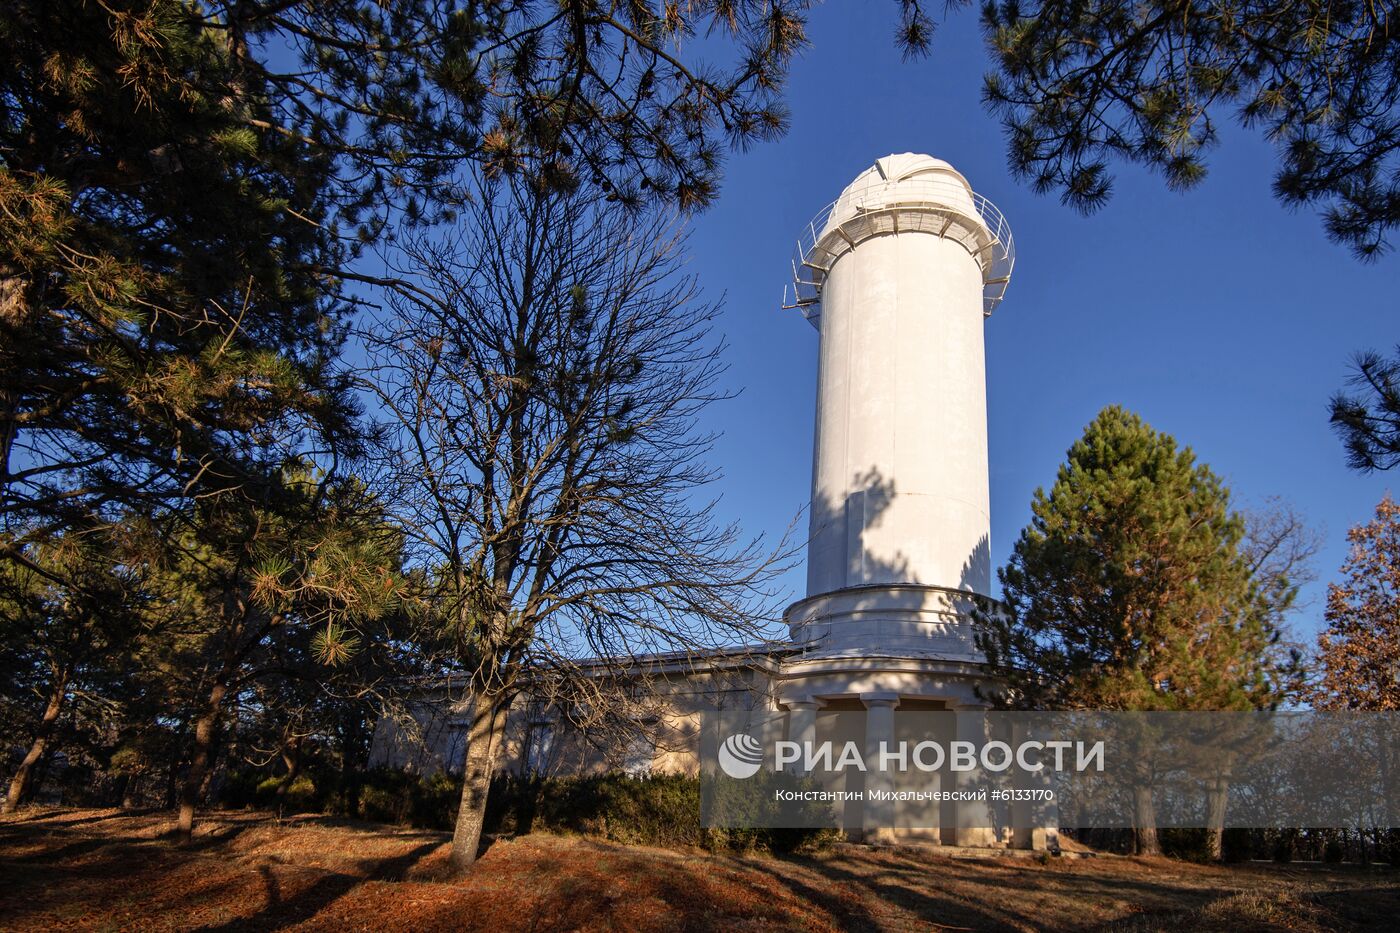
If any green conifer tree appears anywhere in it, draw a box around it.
[979,406,1301,854]
[1,0,355,542]
[982,406,1293,712]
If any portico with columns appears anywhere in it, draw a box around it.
[773,659,1003,846]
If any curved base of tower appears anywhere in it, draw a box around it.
[783,582,993,662]
[766,584,1048,850]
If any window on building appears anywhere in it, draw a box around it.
[622,733,653,777]
[445,722,470,774]
[524,722,554,776]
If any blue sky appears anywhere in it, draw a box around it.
[683,6,1400,644]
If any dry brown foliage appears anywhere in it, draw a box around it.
[3,809,1399,931]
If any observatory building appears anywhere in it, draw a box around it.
[372,154,1041,847]
[778,152,1011,711]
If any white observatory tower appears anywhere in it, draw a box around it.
[781,153,1014,663]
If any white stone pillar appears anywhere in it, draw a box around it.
[785,699,824,777]
[862,692,900,845]
[955,706,997,847]
[1010,719,1060,851]
[896,706,941,843]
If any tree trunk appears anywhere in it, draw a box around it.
[449,695,508,873]
[160,720,188,809]
[2,670,69,813]
[120,772,142,810]
[339,712,368,819]
[1206,773,1230,861]
[0,385,18,502]
[176,680,228,843]
[274,733,304,815]
[1132,783,1161,856]
[165,757,180,809]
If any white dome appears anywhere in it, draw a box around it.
[787,152,1015,322]
[825,153,982,235]
[838,153,972,199]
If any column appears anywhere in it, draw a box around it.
[955,705,998,847]
[898,705,942,844]
[862,692,900,845]
[784,699,824,776]
[1011,719,1060,851]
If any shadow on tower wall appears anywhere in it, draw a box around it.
[805,464,993,597]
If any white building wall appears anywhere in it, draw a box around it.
[808,230,990,596]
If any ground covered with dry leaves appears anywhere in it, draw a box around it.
[2,809,1398,931]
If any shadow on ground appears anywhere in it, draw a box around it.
[2,809,1397,932]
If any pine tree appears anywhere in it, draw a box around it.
[1,0,355,542]
[157,467,408,842]
[981,1,1400,257]
[982,406,1294,712]
[979,406,1301,854]
[0,526,149,812]
[1331,347,1400,473]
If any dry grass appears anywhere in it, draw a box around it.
[2,808,1397,932]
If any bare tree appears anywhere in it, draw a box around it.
[1198,497,1319,860]
[1242,498,1324,597]
[361,174,790,871]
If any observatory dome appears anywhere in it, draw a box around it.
[787,152,1015,320]
[823,153,982,236]
[838,153,974,201]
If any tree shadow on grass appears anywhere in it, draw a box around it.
[733,854,887,932]
[370,836,875,933]
[0,810,451,931]
[1302,886,1400,931]
[1,814,250,871]
[746,847,1254,933]
[1,808,160,828]
[192,838,445,931]
[747,850,1018,932]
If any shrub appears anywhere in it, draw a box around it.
[410,771,464,828]
[357,771,415,825]
[219,769,262,809]
[216,764,841,857]
[486,771,840,855]
[356,768,462,829]
[1159,828,1214,863]
[1221,827,1254,863]
[1376,828,1400,867]
[232,774,319,812]
[703,771,844,854]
